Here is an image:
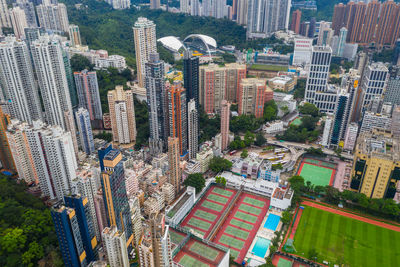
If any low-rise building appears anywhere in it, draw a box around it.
[161,182,175,204]
[268,76,296,92]
[258,161,281,182]
[196,145,214,173]
[231,153,263,179]
[263,121,284,134]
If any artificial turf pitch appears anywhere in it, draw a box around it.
[293,206,400,267]
[179,255,208,267]
[298,163,333,186]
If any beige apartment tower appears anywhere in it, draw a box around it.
[220,100,231,151]
[133,17,157,87]
[168,137,181,194]
[107,85,137,145]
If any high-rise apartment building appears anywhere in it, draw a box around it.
[236,0,248,25]
[183,51,200,108]
[74,69,103,127]
[343,122,358,151]
[238,78,266,118]
[13,0,37,28]
[191,0,200,16]
[148,213,173,266]
[64,195,98,263]
[110,0,131,10]
[128,196,142,246]
[64,110,79,157]
[31,35,73,130]
[180,0,190,13]
[102,226,130,267]
[0,0,10,28]
[167,82,188,156]
[150,0,160,9]
[36,3,69,32]
[351,129,400,199]
[9,7,28,39]
[317,21,333,46]
[99,148,134,248]
[69,24,82,46]
[375,0,400,48]
[0,106,15,173]
[76,167,101,241]
[336,27,347,57]
[225,63,246,103]
[133,17,157,87]
[107,85,137,144]
[7,120,77,201]
[305,46,338,113]
[220,100,231,151]
[168,137,181,194]
[187,99,198,160]
[75,108,95,155]
[51,204,88,267]
[24,27,44,47]
[360,63,389,113]
[146,53,167,155]
[0,37,42,124]
[290,9,301,34]
[329,89,354,146]
[384,76,400,105]
[247,0,291,38]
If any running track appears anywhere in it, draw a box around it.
[302,200,400,232]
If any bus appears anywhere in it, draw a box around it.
[229,150,237,156]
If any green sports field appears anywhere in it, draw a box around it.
[194,210,217,222]
[230,218,253,230]
[293,206,400,267]
[243,197,265,208]
[235,210,258,223]
[298,163,333,186]
[239,203,262,215]
[219,234,245,250]
[189,242,219,261]
[179,254,209,267]
[187,218,211,231]
[212,187,233,197]
[207,193,229,204]
[201,200,223,212]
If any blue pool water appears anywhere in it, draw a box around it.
[263,214,281,231]
[251,237,271,258]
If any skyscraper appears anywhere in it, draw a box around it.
[225,63,246,103]
[180,0,190,13]
[308,17,316,38]
[51,204,88,267]
[102,226,130,267]
[107,85,137,144]
[167,81,188,156]
[168,137,181,194]
[317,21,333,46]
[360,63,389,112]
[191,0,200,16]
[69,24,82,46]
[290,9,301,34]
[64,194,98,263]
[64,110,79,157]
[247,0,291,38]
[0,37,42,124]
[13,0,37,28]
[99,148,134,248]
[31,35,73,130]
[360,1,380,44]
[329,89,354,146]
[220,100,231,151]
[150,0,160,9]
[74,69,103,127]
[187,99,198,160]
[351,129,400,199]
[133,17,157,87]
[0,0,11,28]
[236,0,248,25]
[183,51,200,108]
[238,78,266,118]
[0,106,15,173]
[110,0,131,10]
[149,213,173,266]
[36,3,69,32]
[146,53,167,155]
[336,27,347,57]
[75,108,95,155]
[7,120,77,201]
[375,0,400,48]
[9,7,28,39]
[305,46,338,113]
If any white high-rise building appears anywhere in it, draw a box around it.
[247,0,291,38]
[292,38,313,66]
[102,226,130,267]
[360,63,389,111]
[0,37,42,124]
[31,35,73,130]
[236,0,248,25]
[68,24,81,46]
[321,115,333,147]
[13,0,37,28]
[9,7,28,39]
[110,0,131,9]
[76,167,101,241]
[343,122,358,151]
[191,0,200,16]
[0,0,11,28]
[7,120,77,201]
[128,196,142,246]
[75,108,95,155]
[187,99,198,160]
[305,46,338,113]
[180,0,190,13]
[133,17,157,87]
[36,3,69,33]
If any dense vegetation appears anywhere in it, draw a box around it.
[0,175,62,267]
[183,173,206,192]
[209,157,233,173]
[199,108,220,144]
[134,97,150,149]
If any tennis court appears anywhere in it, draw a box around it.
[230,249,239,259]
[277,258,293,267]
[183,226,205,236]
[207,193,229,204]
[189,241,219,261]
[201,200,223,212]
[243,197,265,208]
[179,254,209,267]
[187,218,211,231]
[219,235,245,250]
[235,210,258,223]
[169,230,186,244]
[194,210,217,222]
[230,218,253,230]
[239,203,262,215]
[297,162,334,186]
[212,187,233,197]
[225,226,249,240]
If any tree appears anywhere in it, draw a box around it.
[289,175,305,193]
[241,149,248,158]
[244,131,255,146]
[94,131,112,142]
[325,186,341,204]
[263,100,278,122]
[70,54,93,72]
[281,210,292,225]
[183,173,205,192]
[294,79,306,99]
[209,157,232,173]
[272,163,283,170]
[255,133,266,146]
[299,103,320,117]
[308,248,318,261]
[22,241,44,266]
[0,228,26,253]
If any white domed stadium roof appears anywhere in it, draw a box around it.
[157,36,184,53]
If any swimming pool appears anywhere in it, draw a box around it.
[251,237,271,258]
[264,214,281,231]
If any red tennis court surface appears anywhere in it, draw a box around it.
[180,185,237,237]
[211,192,270,263]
